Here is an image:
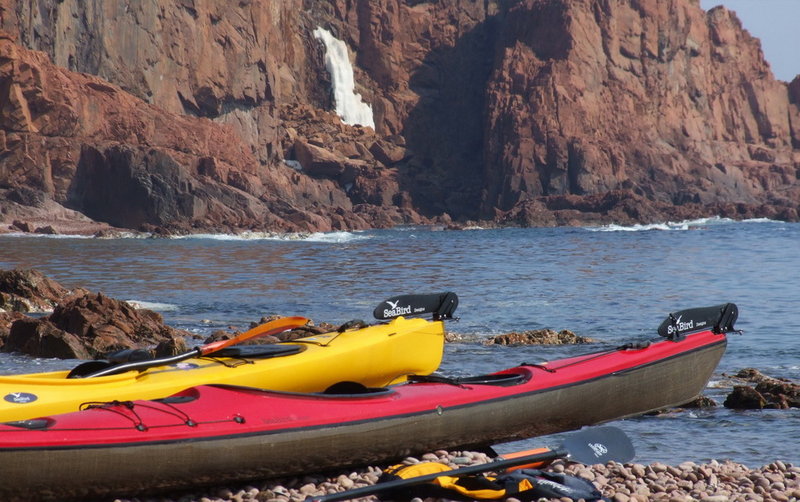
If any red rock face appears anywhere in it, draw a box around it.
[481,0,800,223]
[0,0,798,233]
[0,19,425,233]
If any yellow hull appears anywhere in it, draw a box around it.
[0,316,444,422]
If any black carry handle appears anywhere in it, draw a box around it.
[373,292,459,321]
[657,303,738,340]
[307,426,634,502]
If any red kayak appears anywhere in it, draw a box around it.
[0,303,736,501]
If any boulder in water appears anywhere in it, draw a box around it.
[486,328,594,345]
[3,291,191,360]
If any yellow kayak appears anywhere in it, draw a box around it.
[0,312,448,422]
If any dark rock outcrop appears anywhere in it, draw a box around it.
[723,368,800,409]
[486,328,594,345]
[0,269,340,359]
[3,292,191,359]
[0,269,86,313]
[724,385,769,410]
[682,395,718,409]
[645,394,718,415]
[0,269,192,358]
[1,0,799,233]
[3,316,95,360]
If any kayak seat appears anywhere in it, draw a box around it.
[156,394,199,404]
[408,372,529,387]
[322,381,392,396]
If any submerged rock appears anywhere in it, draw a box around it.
[724,385,768,409]
[3,292,191,359]
[485,328,594,345]
[682,395,718,408]
[723,368,800,409]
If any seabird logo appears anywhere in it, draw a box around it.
[588,442,608,458]
[536,478,576,495]
[170,362,200,370]
[383,300,412,318]
[4,392,37,404]
[667,315,694,335]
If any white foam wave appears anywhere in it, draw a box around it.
[0,231,150,240]
[301,231,368,243]
[738,217,783,224]
[588,216,782,232]
[1,230,368,242]
[125,300,179,311]
[93,231,151,239]
[170,230,368,243]
[593,222,689,232]
[0,232,94,239]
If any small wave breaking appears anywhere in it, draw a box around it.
[0,231,149,240]
[0,232,95,240]
[0,229,371,242]
[588,216,782,232]
[125,300,179,312]
[170,230,369,243]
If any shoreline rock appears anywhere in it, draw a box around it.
[0,269,87,313]
[723,368,800,410]
[485,328,595,345]
[2,292,194,360]
[0,268,197,358]
[0,268,344,359]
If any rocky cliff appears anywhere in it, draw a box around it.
[1,0,798,234]
[482,0,800,225]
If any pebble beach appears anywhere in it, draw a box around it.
[115,450,800,502]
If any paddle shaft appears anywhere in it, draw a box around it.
[308,448,566,502]
[82,316,309,378]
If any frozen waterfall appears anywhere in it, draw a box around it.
[313,27,375,129]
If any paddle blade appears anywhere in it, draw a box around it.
[200,316,310,355]
[561,426,635,465]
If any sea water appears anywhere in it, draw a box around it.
[0,218,798,467]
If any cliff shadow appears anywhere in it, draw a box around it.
[398,17,500,221]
